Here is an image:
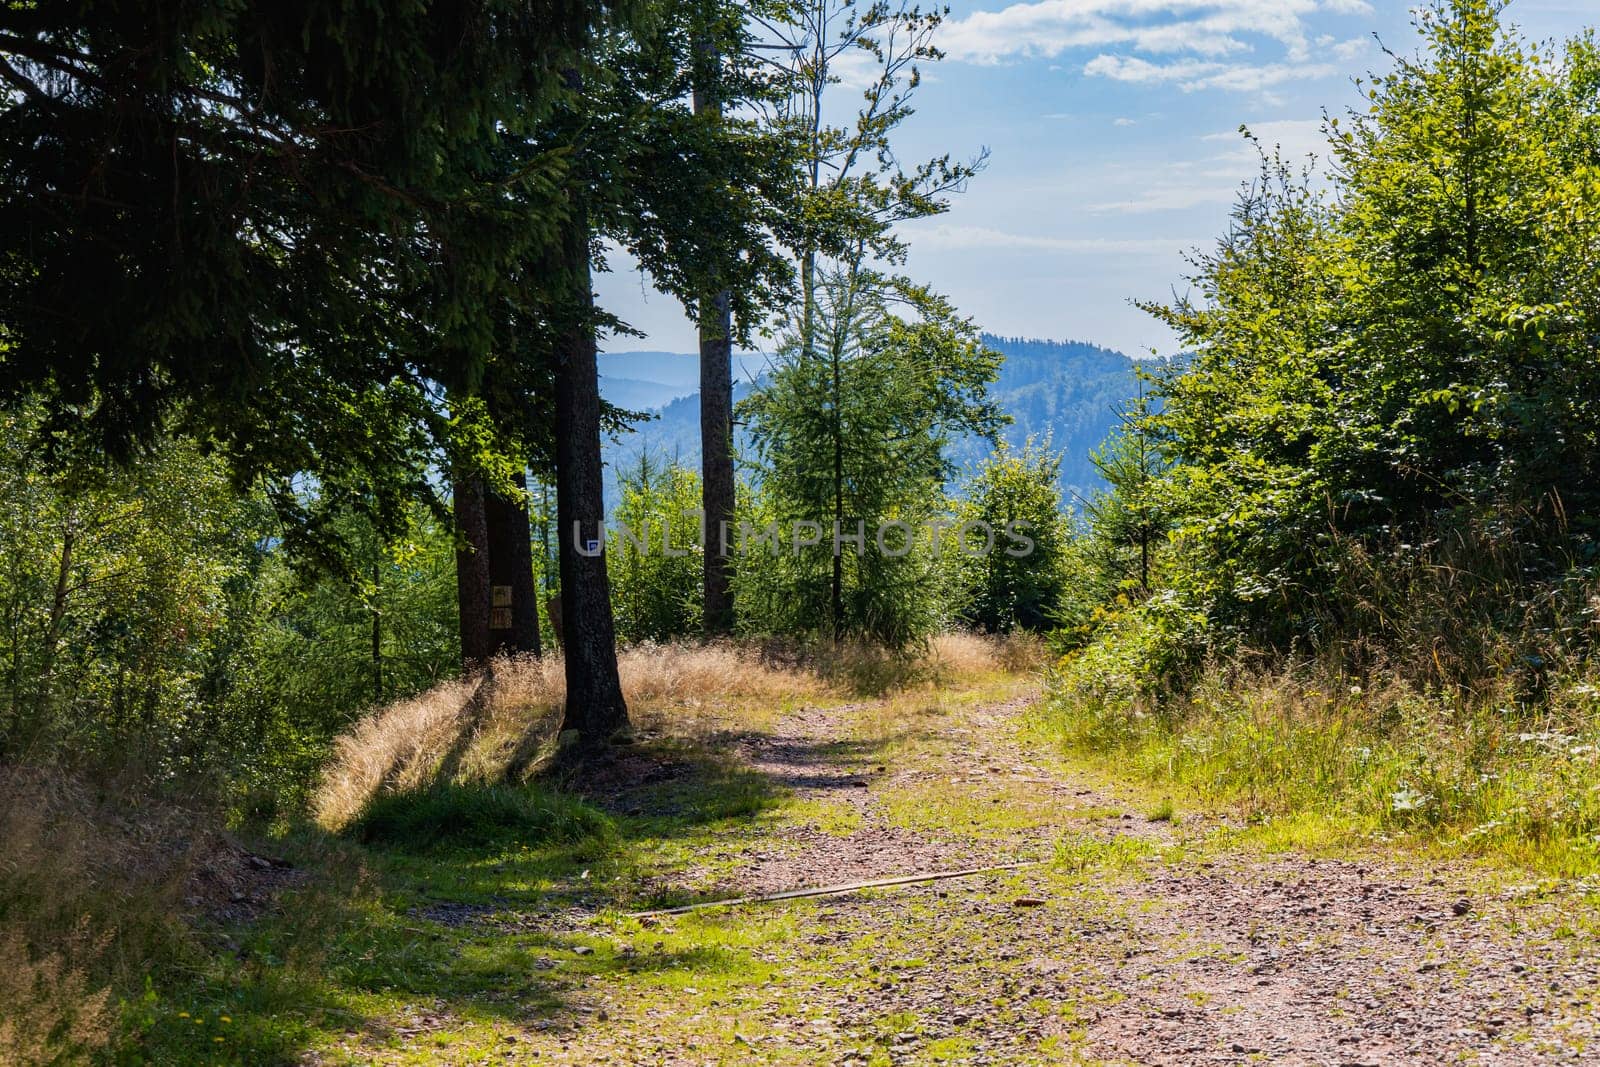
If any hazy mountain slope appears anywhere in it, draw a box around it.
[599,335,1169,509]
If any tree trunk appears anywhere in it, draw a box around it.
[453,471,494,669]
[553,196,629,742]
[830,335,845,640]
[693,35,736,637]
[485,470,543,657]
[699,290,735,635]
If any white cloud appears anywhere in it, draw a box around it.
[1083,54,1222,83]
[1087,182,1239,213]
[1114,116,1138,126]
[911,223,1199,256]
[1084,53,1337,91]
[1202,117,1327,158]
[939,0,1372,93]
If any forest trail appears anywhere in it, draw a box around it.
[313,677,1600,1066]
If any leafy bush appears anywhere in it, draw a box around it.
[608,453,704,643]
[348,782,613,853]
[953,439,1071,633]
[1060,2,1600,695]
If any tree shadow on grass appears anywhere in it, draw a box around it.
[223,725,912,1061]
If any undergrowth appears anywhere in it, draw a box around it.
[348,782,613,853]
[1046,645,1600,878]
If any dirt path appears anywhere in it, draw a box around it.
[325,681,1600,1066]
[621,687,1600,1064]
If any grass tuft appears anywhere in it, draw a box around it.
[347,782,613,853]
[1146,797,1178,823]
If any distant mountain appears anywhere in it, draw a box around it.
[599,350,770,392]
[951,336,1159,503]
[599,335,1174,510]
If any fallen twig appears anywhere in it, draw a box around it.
[629,861,1042,917]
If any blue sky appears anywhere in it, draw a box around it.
[597,0,1597,358]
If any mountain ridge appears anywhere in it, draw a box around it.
[600,334,1171,508]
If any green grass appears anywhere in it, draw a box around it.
[346,783,614,853]
[1042,661,1600,879]
[1051,832,1159,876]
[49,651,1600,1065]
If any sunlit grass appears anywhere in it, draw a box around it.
[1043,660,1600,880]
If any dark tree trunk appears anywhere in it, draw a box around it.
[693,34,736,636]
[485,470,543,658]
[699,292,735,635]
[553,199,629,742]
[453,471,494,669]
[830,341,845,640]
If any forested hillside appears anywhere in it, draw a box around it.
[603,334,1159,504]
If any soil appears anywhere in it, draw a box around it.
[346,686,1600,1065]
[623,690,1600,1064]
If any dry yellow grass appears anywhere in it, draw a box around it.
[311,633,1045,831]
[0,767,197,1064]
[0,924,113,1065]
[312,656,561,831]
[312,643,829,830]
[929,630,1048,678]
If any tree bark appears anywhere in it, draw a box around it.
[553,197,629,742]
[699,290,735,635]
[485,470,543,657]
[453,471,494,669]
[692,34,736,637]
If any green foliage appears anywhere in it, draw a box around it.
[608,453,704,643]
[0,0,802,563]
[0,409,272,769]
[1074,0,1600,682]
[739,272,1004,647]
[348,782,613,853]
[224,511,462,807]
[0,1,606,539]
[954,439,1070,633]
[0,406,470,808]
[1083,384,1171,600]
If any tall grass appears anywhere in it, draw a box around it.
[1309,518,1598,694]
[1047,649,1600,877]
[348,781,613,852]
[0,767,204,1064]
[313,633,1040,832]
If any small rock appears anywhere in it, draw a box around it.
[1452,898,1472,916]
[573,945,595,956]
[1012,897,1047,908]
